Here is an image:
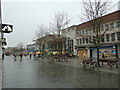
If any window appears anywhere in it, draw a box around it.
[64,41,66,49]
[105,24,109,30]
[76,31,79,36]
[71,40,73,46]
[92,27,95,33]
[86,30,88,35]
[91,29,94,34]
[110,23,114,29]
[93,36,96,41]
[88,29,91,35]
[106,34,110,42]
[116,21,120,28]
[79,31,81,36]
[83,38,85,44]
[89,37,92,43]
[100,25,104,31]
[117,32,120,41]
[77,39,79,45]
[80,38,82,45]
[82,30,84,35]
[86,38,88,44]
[111,33,115,41]
[101,35,104,42]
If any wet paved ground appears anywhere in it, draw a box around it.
[2,56,118,88]
[0,59,2,89]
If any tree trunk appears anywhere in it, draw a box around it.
[42,43,44,59]
[97,47,100,67]
[58,40,61,61]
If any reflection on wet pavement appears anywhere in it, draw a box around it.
[3,56,118,88]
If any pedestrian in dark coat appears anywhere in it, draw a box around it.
[34,53,36,59]
[20,53,23,60]
[29,54,32,59]
[2,53,5,60]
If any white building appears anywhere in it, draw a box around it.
[61,25,77,56]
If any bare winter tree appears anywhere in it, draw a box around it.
[81,0,110,67]
[35,24,50,59]
[16,42,25,53]
[50,11,70,56]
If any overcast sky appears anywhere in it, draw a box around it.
[1,0,120,47]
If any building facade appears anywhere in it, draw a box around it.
[26,43,37,53]
[61,25,77,56]
[34,34,60,55]
[76,10,120,59]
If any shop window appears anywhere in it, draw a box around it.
[111,51,116,54]
[117,32,120,41]
[111,33,115,41]
[106,34,110,42]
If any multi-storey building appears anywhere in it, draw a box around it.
[61,25,77,56]
[75,10,120,59]
[34,34,61,55]
[26,43,37,53]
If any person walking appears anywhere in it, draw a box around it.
[29,53,32,59]
[2,53,5,60]
[14,54,17,60]
[34,53,36,59]
[20,53,23,60]
[102,53,105,59]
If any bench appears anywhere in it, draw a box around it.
[100,59,110,66]
[83,61,97,69]
[53,56,70,62]
[107,61,118,70]
[53,56,59,61]
[60,56,70,62]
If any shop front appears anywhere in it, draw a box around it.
[90,46,117,59]
[77,48,88,60]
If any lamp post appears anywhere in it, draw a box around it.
[0,0,2,60]
[0,0,2,90]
